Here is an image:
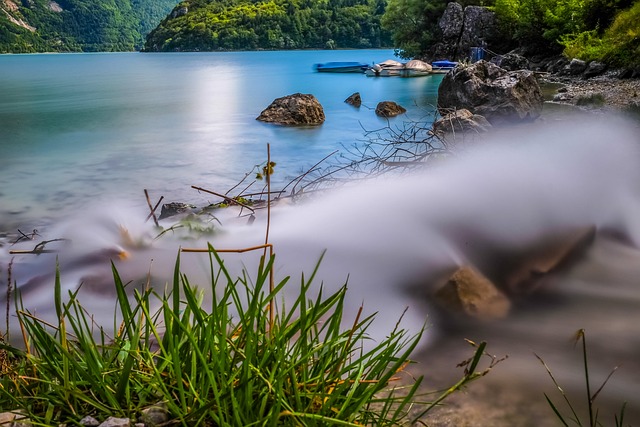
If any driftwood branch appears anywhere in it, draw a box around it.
[191,185,255,213]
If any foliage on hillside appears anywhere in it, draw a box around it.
[491,0,635,54]
[143,0,390,51]
[381,0,639,67]
[0,0,178,53]
[562,0,640,68]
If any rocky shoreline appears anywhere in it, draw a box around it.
[542,72,640,113]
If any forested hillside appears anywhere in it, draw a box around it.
[0,0,178,52]
[143,0,390,51]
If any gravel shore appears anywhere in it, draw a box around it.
[543,72,640,112]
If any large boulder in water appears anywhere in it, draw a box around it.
[375,101,406,117]
[437,60,543,125]
[257,93,325,125]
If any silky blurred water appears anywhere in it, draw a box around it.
[0,50,442,230]
[2,52,639,425]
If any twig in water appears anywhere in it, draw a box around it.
[191,185,255,213]
[144,189,159,227]
[145,195,164,223]
[9,238,71,255]
[12,229,40,245]
[5,258,14,341]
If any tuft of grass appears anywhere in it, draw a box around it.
[0,245,491,426]
[536,329,627,427]
[575,92,606,107]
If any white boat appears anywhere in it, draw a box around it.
[401,59,432,77]
[366,59,437,77]
[365,59,405,77]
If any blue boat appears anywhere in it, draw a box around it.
[313,61,369,73]
[431,60,458,73]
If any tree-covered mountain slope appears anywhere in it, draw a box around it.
[143,0,391,51]
[0,0,178,53]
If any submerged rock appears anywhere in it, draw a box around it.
[434,266,511,320]
[432,108,492,135]
[375,101,406,117]
[344,92,361,107]
[159,202,196,220]
[256,93,325,125]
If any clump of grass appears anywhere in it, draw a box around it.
[536,329,627,427]
[0,246,490,426]
[575,92,606,107]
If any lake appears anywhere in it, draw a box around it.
[0,50,443,231]
[2,51,639,426]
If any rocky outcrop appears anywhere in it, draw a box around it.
[568,58,588,75]
[344,92,361,107]
[491,52,530,71]
[434,2,464,60]
[459,6,498,57]
[375,101,406,117]
[583,61,607,78]
[432,108,492,135]
[431,2,501,61]
[170,5,188,18]
[437,60,543,124]
[256,93,325,125]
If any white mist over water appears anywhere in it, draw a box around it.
[3,116,640,330]
[2,115,640,422]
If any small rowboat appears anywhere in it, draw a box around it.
[313,62,369,73]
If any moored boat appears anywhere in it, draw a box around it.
[431,60,458,73]
[401,59,432,77]
[365,59,404,77]
[313,61,369,73]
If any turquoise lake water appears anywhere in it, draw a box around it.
[0,50,444,230]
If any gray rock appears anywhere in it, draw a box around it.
[492,52,530,71]
[256,93,325,125]
[138,402,169,426]
[344,92,361,107]
[459,6,498,58]
[375,101,406,117]
[567,58,588,75]
[159,202,196,220]
[0,412,18,426]
[552,93,573,103]
[0,410,31,427]
[80,416,100,427]
[98,417,131,427]
[432,108,492,134]
[583,61,607,78]
[431,3,501,62]
[546,57,570,74]
[437,60,544,125]
[438,2,464,41]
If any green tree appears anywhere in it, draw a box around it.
[381,0,447,58]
